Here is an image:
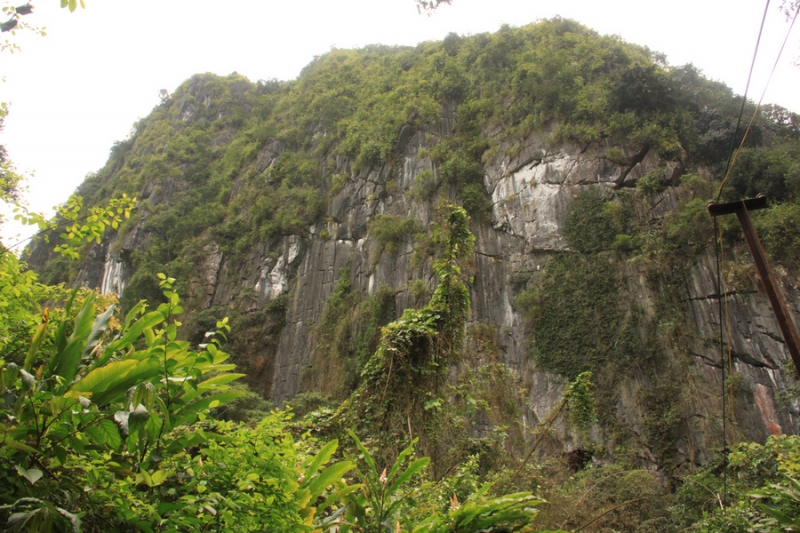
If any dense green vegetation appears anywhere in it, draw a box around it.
[338,205,475,465]
[508,133,800,474]
[11,15,800,533]
[0,209,551,532]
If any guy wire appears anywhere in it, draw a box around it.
[713,216,727,504]
[720,0,771,189]
[718,218,740,500]
[716,2,800,202]
[709,1,799,508]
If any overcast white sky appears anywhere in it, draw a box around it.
[1,0,799,245]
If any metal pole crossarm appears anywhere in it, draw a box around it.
[707,195,768,217]
[707,196,800,379]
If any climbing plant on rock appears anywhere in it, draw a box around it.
[341,203,474,452]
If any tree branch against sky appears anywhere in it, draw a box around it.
[0,1,83,244]
[415,0,452,14]
[0,3,44,54]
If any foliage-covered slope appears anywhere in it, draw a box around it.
[28,18,800,487]
[42,18,793,288]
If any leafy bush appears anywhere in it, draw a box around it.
[636,168,667,200]
[562,191,624,253]
[351,284,396,383]
[211,382,275,423]
[459,183,492,220]
[287,391,337,419]
[535,465,672,533]
[408,278,430,304]
[0,277,248,530]
[409,170,440,200]
[675,435,800,533]
[368,215,419,264]
[339,432,544,533]
[755,202,800,272]
[307,271,396,395]
[728,142,800,202]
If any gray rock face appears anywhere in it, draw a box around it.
[69,122,800,472]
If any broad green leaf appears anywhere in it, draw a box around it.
[204,363,235,373]
[154,395,171,433]
[81,303,115,360]
[50,337,85,385]
[156,503,180,515]
[98,418,122,451]
[69,292,96,345]
[172,391,245,423]
[387,437,418,485]
[138,469,153,487]
[52,444,68,465]
[132,381,157,410]
[320,483,363,514]
[386,457,429,497]
[295,487,312,508]
[23,313,48,372]
[452,492,539,529]
[72,356,162,406]
[54,290,78,353]
[143,325,157,347]
[96,311,163,369]
[144,410,163,442]
[303,439,338,481]
[308,461,354,500]
[15,465,43,485]
[455,504,493,527]
[128,415,147,452]
[50,294,98,382]
[123,300,146,330]
[72,359,138,396]
[197,373,245,390]
[179,382,201,404]
[5,438,37,454]
[349,431,376,473]
[299,506,316,525]
[760,503,800,527]
[84,424,105,445]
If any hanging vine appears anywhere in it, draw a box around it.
[340,203,474,454]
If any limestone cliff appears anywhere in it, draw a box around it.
[28,20,800,476]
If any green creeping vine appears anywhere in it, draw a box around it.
[342,204,474,448]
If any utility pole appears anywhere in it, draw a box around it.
[707,195,800,379]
